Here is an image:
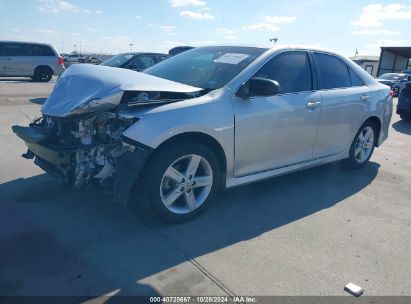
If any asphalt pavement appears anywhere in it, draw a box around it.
[0,77,410,298]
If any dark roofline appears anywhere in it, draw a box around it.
[380,46,411,58]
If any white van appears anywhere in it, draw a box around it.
[0,41,65,82]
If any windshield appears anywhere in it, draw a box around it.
[100,53,135,67]
[144,46,267,90]
[378,73,401,80]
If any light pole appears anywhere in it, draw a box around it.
[79,41,82,53]
[129,43,134,52]
[73,44,77,52]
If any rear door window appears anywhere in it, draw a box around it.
[313,53,351,90]
[254,51,313,94]
[31,44,55,56]
[3,43,31,56]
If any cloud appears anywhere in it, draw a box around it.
[34,28,59,35]
[216,27,235,35]
[180,10,215,19]
[352,4,411,27]
[243,15,296,32]
[37,0,79,13]
[148,24,177,36]
[101,35,133,46]
[87,27,97,32]
[136,15,143,19]
[84,9,102,14]
[354,29,400,35]
[169,0,206,7]
[216,28,238,41]
[366,38,407,49]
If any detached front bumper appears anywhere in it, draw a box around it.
[12,125,152,205]
[12,125,76,183]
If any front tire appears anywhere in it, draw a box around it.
[143,143,221,223]
[346,121,377,168]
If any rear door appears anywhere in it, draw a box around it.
[312,52,370,158]
[3,43,34,76]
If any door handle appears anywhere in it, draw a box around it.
[306,100,321,109]
[361,95,370,101]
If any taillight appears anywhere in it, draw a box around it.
[58,56,64,65]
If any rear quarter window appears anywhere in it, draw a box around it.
[31,45,55,56]
[348,68,364,87]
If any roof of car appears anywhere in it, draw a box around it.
[185,44,347,56]
[0,40,53,46]
[118,52,169,56]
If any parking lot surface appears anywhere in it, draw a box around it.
[1,78,411,298]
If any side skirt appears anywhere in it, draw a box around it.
[225,151,348,189]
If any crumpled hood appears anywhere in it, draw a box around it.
[41,64,201,117]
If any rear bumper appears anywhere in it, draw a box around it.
[53,64,65,76]
[378,96,393,146]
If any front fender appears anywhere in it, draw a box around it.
[121,91,234,147]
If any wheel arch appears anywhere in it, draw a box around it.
[151,132,228,179]
[34,65,54,75]
[365,116,382,146]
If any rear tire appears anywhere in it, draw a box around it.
[142,142,221,223]
[346,121,377,169]
[33,67,52,82]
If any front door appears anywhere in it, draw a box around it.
[233,51,322,177]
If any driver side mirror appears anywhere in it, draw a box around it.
[237,77,281,99]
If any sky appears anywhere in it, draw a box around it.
[0,0,410,56]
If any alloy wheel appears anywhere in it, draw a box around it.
[159,154,213,214]
[354,126,374,163]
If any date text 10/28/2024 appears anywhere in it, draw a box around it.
[149,296,257,303]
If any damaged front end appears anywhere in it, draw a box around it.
[12,64,203,204]
[12,112,148,203]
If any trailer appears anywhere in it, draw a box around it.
[377,46,411,77]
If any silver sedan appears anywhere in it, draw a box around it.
[13,46,393,222]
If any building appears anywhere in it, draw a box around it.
[349,55,379,77]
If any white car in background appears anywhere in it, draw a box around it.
[66,54,86,63]
[13,46,393,222]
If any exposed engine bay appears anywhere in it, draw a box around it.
[13,111,138,190]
